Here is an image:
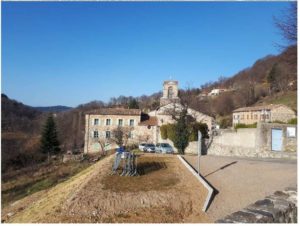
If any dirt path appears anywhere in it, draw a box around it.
[183,155,297,221]
[2,154,211,223]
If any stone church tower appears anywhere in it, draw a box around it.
[160,80,180,106]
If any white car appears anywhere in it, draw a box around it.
[138,143,147,151]
[155,143,174,154]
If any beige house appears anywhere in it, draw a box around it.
[84,80,215,154]
[84,108,158,153]
[232,104,296,126]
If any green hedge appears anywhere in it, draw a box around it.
[160,122,209,142]
[234,122,257,129]
[160,125,168,139]
[288,118,297,124]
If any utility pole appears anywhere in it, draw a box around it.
[197,130,202,175]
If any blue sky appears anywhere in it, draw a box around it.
[2,1,290,107]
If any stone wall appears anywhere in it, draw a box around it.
[256,122,297,152]
[208,128,259,157]
[216,187,297,223]
[271,106,296,123]
[208,123,297,158]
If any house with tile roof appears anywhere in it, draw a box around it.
[232,104,296,126]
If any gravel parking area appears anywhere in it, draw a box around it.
[183,155,297,221]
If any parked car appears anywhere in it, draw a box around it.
[138,143,147,151]
[143,143,156,153]
[155,143,174,154]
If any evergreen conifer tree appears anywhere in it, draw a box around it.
[173,109,189,154]
[40,115,60,159]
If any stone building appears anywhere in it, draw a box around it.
[84,108,142,153]
[84,80,215,154]
[159,80,180,106]
[232,104,296,126]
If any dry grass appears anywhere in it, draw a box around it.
[2,157,104,223]
[2,154,210,223]
[1,159,92,208]
[101,155,180,192]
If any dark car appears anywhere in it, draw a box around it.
[143,143,156,153]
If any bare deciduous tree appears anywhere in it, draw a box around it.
[274,2,297,46]
[110,126,133,147]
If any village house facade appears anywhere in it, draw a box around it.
[84,80,215,154]
[232,104,296,126]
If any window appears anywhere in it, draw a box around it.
[129,119,134,126]
[93,131,99,138]
[241,115,244,120]
[94,119,99,125]
[287,127,296,137]
[254,114,258,120]
[105,131,111,139]
[129,131,133,138]
[118,119,123,126]
[106,119,111,126]
[167,86,173,98]
[247,115,249,120]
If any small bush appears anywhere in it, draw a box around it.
[189,122,209,141]
[219,116,232,129]
[288,118,297,124]
[160,125,168,139]
[234,122,257,129]
[166,124,176,142]
[271,120,285,124]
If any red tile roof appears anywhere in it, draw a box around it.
[138,116,158,126]
[86,108,141,116]
[233,104,288,113]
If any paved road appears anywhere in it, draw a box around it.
[183,155,297,221]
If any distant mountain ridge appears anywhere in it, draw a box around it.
[34,106,73,113]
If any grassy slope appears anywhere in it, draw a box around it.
[2,160,92,208]
[255,91,297,112]
[3,155,114,223]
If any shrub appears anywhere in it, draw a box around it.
[271,120,285,124]
[234,122,257,129]
[189,122,209,141]
[166,124,176,142]
[219,116,232,129]
[288,118,297,124]
[160,125,168,139]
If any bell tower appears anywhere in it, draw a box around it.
[160,80,180,106]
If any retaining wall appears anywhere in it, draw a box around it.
[208,122,297,158]
[216,187,297,223]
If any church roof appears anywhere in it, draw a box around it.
[86,108,141,116]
